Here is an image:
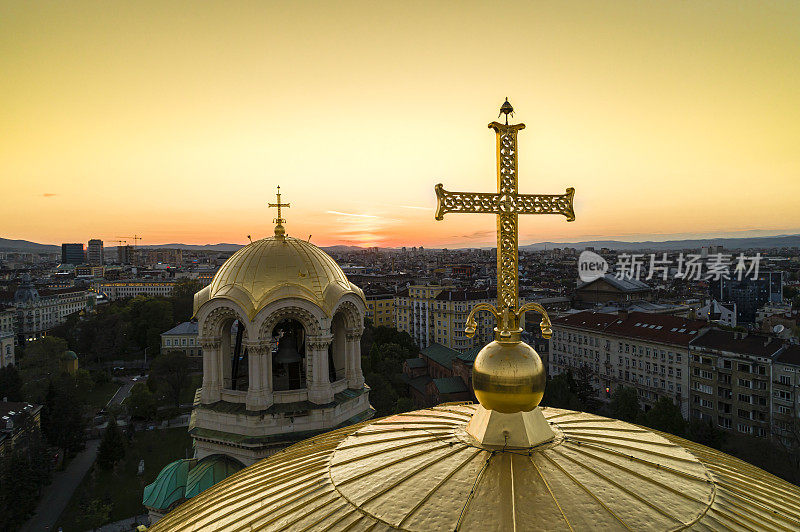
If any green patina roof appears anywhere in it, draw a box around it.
[421,343,461,370]
[433,376,468,395]
[405,358,426,369]
[400,373,431,394]
[457,345,481,364]
[184,455,244,499]
[142,458,196,511]
[62,350,78,360]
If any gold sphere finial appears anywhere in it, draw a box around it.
[471,331,546,413]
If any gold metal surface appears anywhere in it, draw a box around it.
[435,102,574,424]
[193,191,365,319]
[471,338,546,413]
[268,185,291,239]
[151,404,800,531]
[434,104,575,336]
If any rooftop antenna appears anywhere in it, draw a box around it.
[247,235,252,243]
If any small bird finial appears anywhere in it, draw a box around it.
[499,97,514,125]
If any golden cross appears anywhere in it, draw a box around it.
[268,185,290,225]
[434,101,575,338]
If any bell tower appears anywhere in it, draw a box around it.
[189,189,373,465]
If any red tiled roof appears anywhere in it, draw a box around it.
[689,329,783,358]
[776,345,800,366]
[604,312,707,346]
[553,311,707,346]
[552,311,618,332]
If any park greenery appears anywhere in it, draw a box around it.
[360,321,418,417]
[0,280,204,530]
[0,412,51,531]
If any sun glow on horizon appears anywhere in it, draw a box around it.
[2,1,799,248]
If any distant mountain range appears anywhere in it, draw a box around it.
[0,238,61,253]
[519,234,800,251]
[2,234,800,254]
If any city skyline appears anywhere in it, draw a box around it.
[3,1,799,247]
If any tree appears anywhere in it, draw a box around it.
[364,372,398,416]
[127,296,174,354]
[687,419,727,450]
[79,498,112,531]
[0,418,51,530]
[151,350,190,408]
[96,417,125,469]
[41,376,87,455]
[395,396,414,413]
[170,279,205,323]
[20,336,69,379]
[609,386,640,423]
[573,365,598,411]
[640,397,686,437]
[127,383,158,420]
[541,373,583,411]
[0,365,23,401]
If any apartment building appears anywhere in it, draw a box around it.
[94,280,176,300]
[395,285,505,351]
[772,345,800,448]
[365,292,395,328]
[688,330,782,437]
[550,311,708,417]
[0,308,15,368]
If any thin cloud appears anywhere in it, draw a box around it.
[326,211,380,218]
[458,230,494,240]
[42,193,57,197]
[399,205,429,211]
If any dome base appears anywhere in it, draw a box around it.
[465,405,555,448]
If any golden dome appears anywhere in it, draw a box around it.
[151,404,800,531]
[472,338,546,414]
[193,235,364,320]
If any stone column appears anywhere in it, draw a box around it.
[245,342,272,410]
[306,334,334,404]
[345,327,365,389]
[200,336,222,404]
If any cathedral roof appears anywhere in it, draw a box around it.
[193,235,365,319]
[149,404,800,531]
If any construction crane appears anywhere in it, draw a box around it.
[116,235,142,249]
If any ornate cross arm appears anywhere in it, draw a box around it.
[435,184,575,222]
[464,301,553,339]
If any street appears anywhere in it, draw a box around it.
[20,376,138,532]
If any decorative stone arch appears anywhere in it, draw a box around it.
[197,300,250,339]
[331,296,365,331]
[196,299,252,404]
[330,295,366,390]
[254,299,325,340]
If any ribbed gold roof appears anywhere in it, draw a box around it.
[151,404,800,531]
[193,236,365,319]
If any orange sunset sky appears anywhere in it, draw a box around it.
[2,1,799,248]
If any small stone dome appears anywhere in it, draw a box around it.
[193,235,364,319]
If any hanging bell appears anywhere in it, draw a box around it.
[275,334,301,364]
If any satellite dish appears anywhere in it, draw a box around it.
[773,324,785,334]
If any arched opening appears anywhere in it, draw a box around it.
[271,319,306,391]
[329,312,347,382]
[222,320,249,391]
